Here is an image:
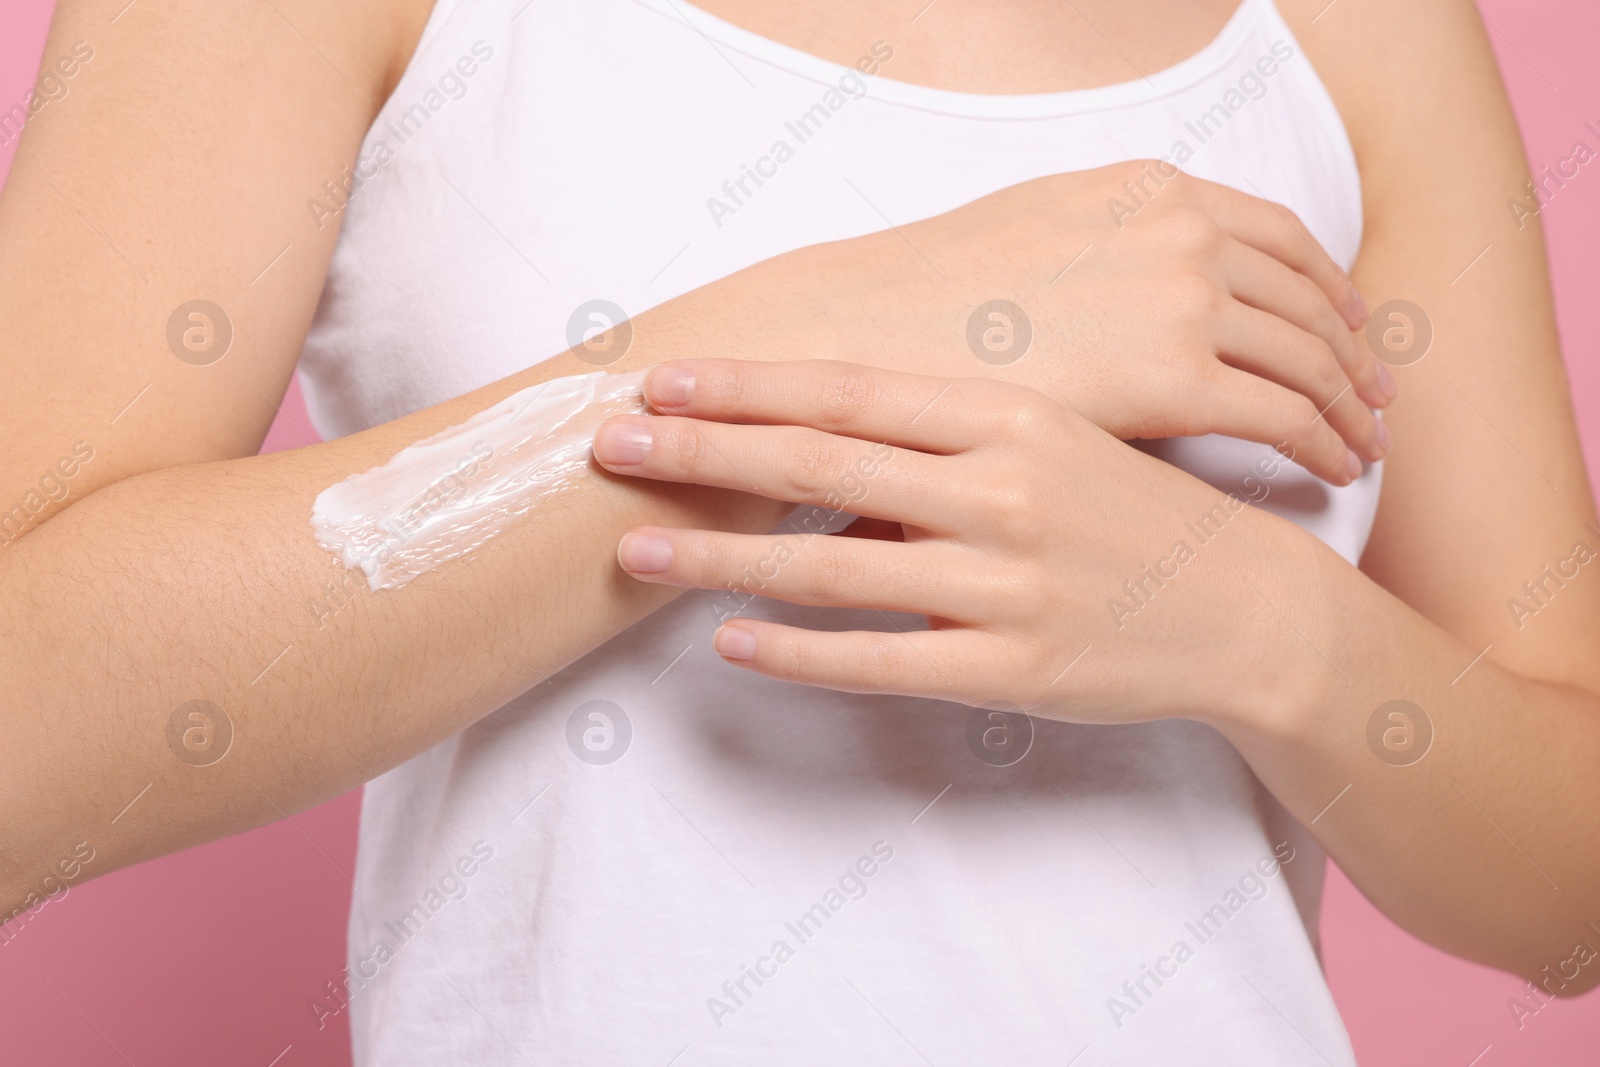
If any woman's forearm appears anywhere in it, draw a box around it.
[0,167,1390,916]
[0,253,870,913]
[1207,506,1600,993]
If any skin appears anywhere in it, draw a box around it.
[785,169,1392,482]
[0,0,1592,1002]
[604,0,1600,993]
[0,0,1371,909]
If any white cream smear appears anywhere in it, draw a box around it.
[311,369,647,590]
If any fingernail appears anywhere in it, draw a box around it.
[714,625,758,661]
[1376,363,1397,403]
[594,420,653,466]
[648,365,695,411]
[1374,417,1392,454]
[618,532,674,573]
[1346,449,1363,482]
[1348,287,1369,325]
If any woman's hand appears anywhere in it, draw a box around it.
[828,161,1392,486]
[593,358,1302,728]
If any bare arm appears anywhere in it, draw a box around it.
[0,0,814,909]
[0,0,1399,917]
[1229,0,1600,990]
[570,1,1600,993]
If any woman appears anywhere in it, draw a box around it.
[2,0,1596,1062]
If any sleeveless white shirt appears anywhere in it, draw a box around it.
[299,0,1378,1062]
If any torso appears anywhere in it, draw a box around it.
[306,1,1375,1062]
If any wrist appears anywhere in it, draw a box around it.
[1188,502,1345,747]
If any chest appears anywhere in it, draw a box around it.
[300,0,1376,560]
[690,0,1244,94]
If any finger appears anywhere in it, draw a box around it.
[594,414,968,531]
[638,358,1023,452]
[1184,176,1370,333]
[617,526,987,618]
[1218,237,1393,410]
[1202,364,1366,486]
[711,618,977,701]
[1215,300,1386,464]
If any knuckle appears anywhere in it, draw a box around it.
[998,397,1054,443]
[1349,415,1379,453]
[814,365,879,431]
[951,379,1060,444]
[1316,307,1352,354]
[1154,164,1193,197]
[1017,573,1053,624]
[1306,340,1348,397]
[1159,206,1223,255]
[1277,397,1325,451]
[1289,272,1332,320]
[981,472,1031,519]
[1328,325,1378,387]
[769,632,809,682]
[975,471,1035,538]
[799,546,855,603]
[948,377,1004,410]
[1304,286,1352,343]
[1277,203,1310,237]
[1117,157,1161,185]
[859,636,906,691]
[1293,271,1329,309]
[662,420,712,475]
[686,535,735,587]
[781,432,847,498]
[1004,627,1052,680]
[1351,358,1381,393]
[1167,271,1222,321]
[698,361,750,411]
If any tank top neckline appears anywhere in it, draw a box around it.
[624,0,1273,119]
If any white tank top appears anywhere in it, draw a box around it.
[300,1,1377,1062]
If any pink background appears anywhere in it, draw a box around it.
[2,2,1597,1063]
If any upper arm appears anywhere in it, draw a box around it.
[1283,0,1600,692]
[0,0,431,545]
